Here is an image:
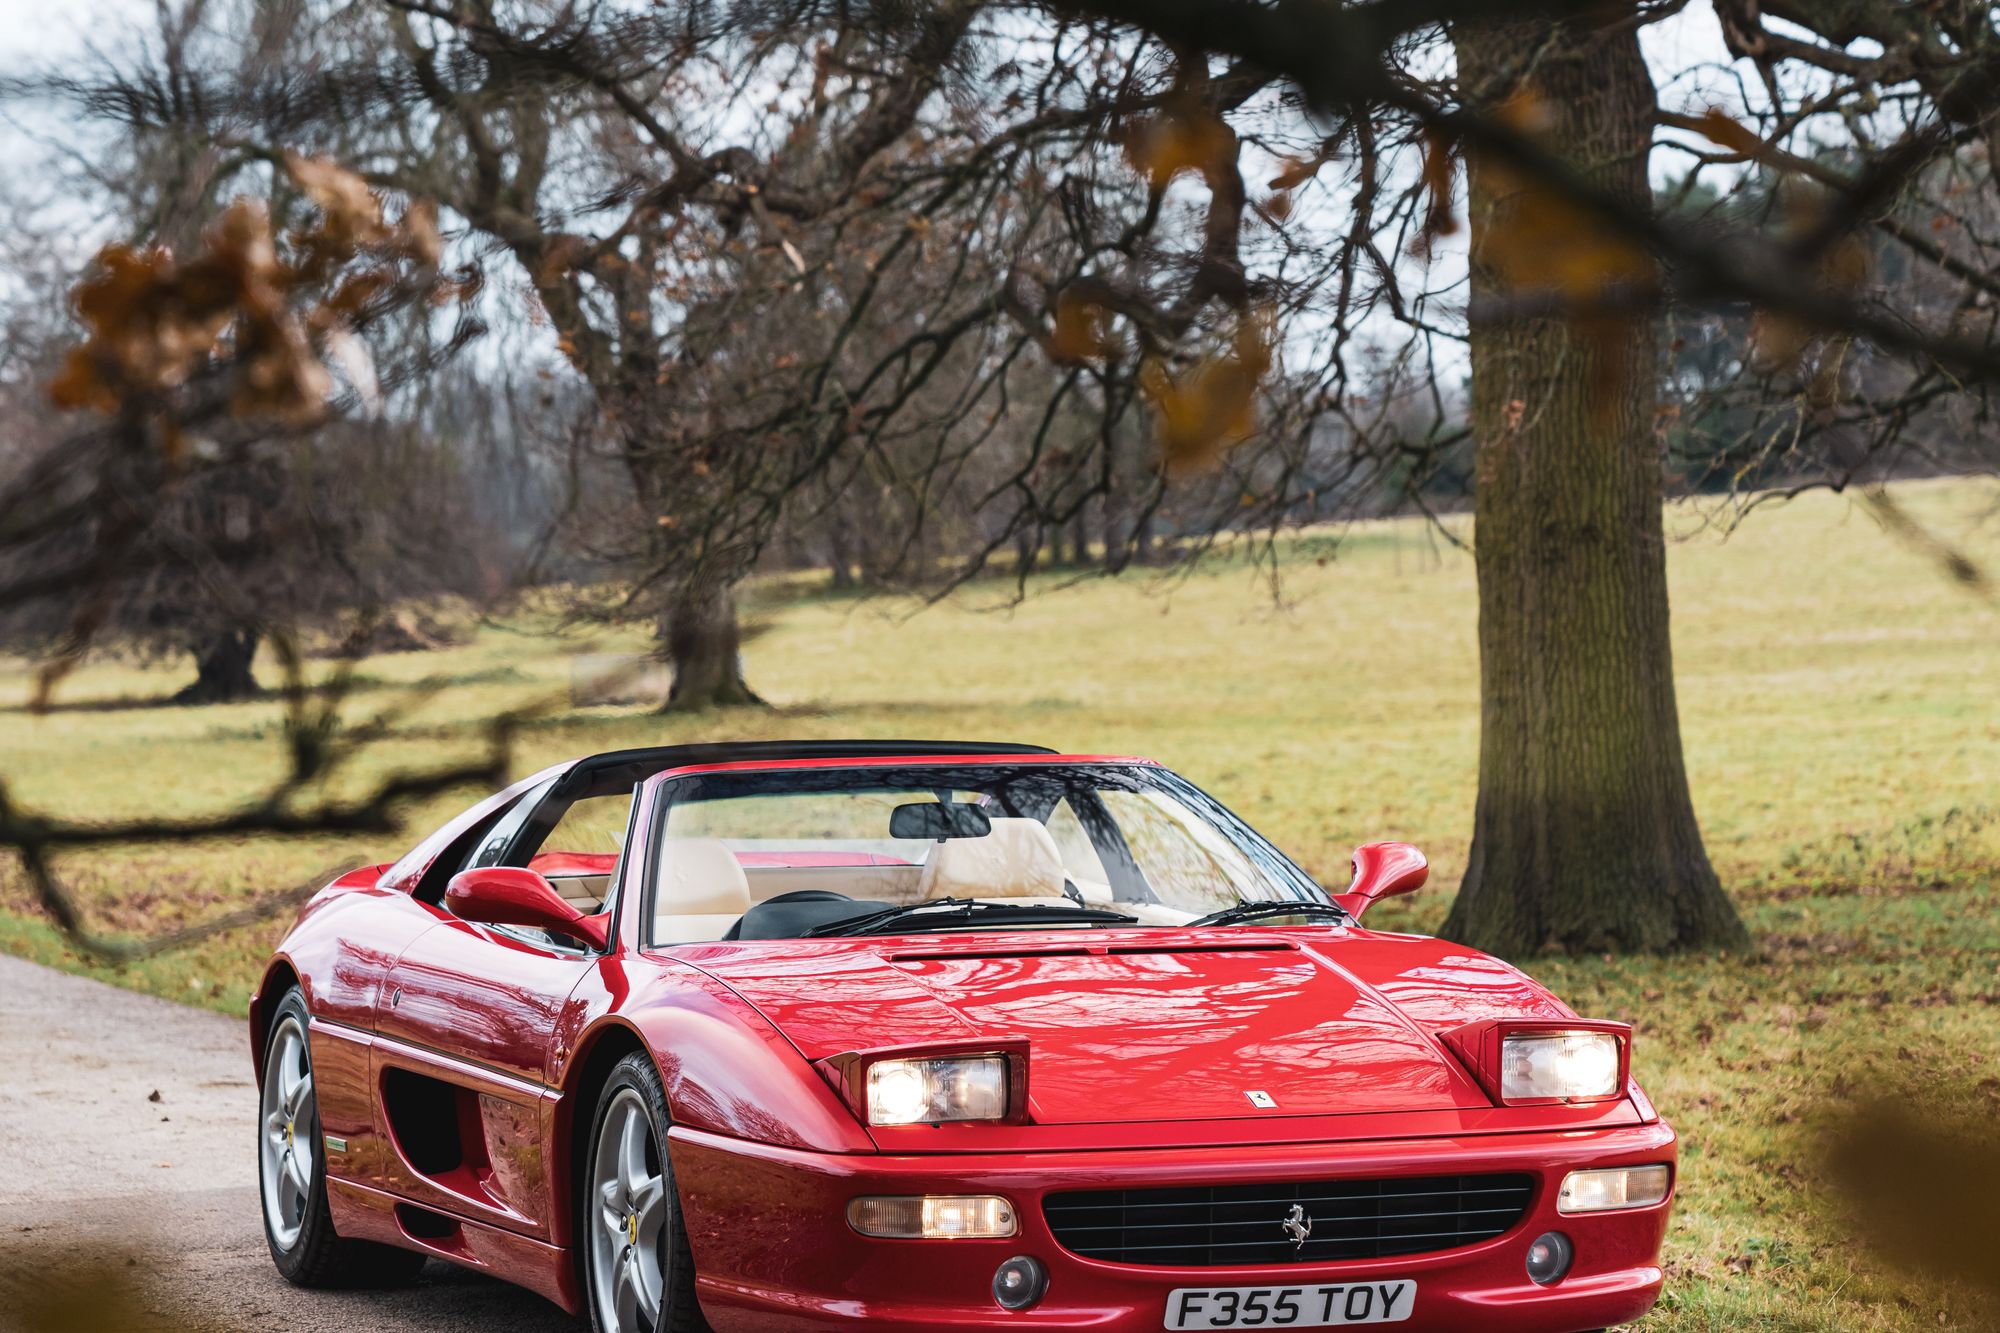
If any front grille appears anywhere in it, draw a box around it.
[1043,1173,1535,1267]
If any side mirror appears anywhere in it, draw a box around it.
[444,866,609,951]
[1332,842,1429,919]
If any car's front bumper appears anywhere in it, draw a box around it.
[668,1116,1676,1332]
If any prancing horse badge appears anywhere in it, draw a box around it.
[1244,1089,1278,1108]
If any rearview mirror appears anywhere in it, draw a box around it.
[1332,842,1429,918]
[444,866,609,951]
[889,802,993,841]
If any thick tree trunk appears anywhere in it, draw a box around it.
[1442,16,1748,955]
[661,584,764,711]
[175,628,261,704]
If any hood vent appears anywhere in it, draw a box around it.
[1105,941,1294,956]
[887,946,1095,962]
[885,940,1296,963]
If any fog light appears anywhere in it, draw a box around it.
[1558,1164,1671,1214]
[1525,1231,1573,1286]
[992,1255,1047,1311]
[847,1195,1017,1239]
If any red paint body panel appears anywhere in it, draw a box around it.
[251,749,1677,1328]
[677,933,1489,1124]
[445,865,610,950]
[669,1119,1676,1331]
[555,959,878,1155]
[325,1174,580,1311]
[1332,841,1430,918]
[373,913,593,1088]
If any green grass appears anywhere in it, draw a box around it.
[4,476,1999,1329]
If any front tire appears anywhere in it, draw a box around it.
[584,1052,707,1333]
[258,988,424,1288]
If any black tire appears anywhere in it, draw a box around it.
[582,1051,708,1333]
[258,988,427,1288]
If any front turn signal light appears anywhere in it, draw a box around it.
[1557,1164,1672,1213]
[848,1195,1019,1238]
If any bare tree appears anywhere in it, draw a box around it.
[16,0,2000,959]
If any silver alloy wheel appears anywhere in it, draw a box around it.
[259,1014,316,1251]
[590,1087,667,1332]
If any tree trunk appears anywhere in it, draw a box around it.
[662,584,764,711]
[175,628,261,704]
[826,519,856,590]
[1442,15,1748,955]
[1014,526,1039,578]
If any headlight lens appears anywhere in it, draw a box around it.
[848,1195,1018,1238]
[1500,1032,1622,1101]
[1558,1164,1672,1213]
[866,1055,1009,1125]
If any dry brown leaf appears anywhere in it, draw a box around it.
[1143,311,1274,475]
[1048,289,1112,364]
[400,198,444,266]
[285,152,390,255]
[536,235,590,287]
[1416,126,1460,251]
[1831,1102,2000,1300]
[1475,93,1651,298]
[1268,154,1322,191]
[1122,94,1235,192]
[1692,107,1766,159]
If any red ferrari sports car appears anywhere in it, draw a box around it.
[250,740,1675,1332]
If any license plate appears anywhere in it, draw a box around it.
[1164,1281,1417,1329]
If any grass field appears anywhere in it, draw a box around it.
[3,476,1998,1329]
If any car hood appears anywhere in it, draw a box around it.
[683,935,1492,1123]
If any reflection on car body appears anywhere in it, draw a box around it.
[247,739,1676,1333]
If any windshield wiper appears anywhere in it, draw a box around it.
[804,897,1138,938]
[1186,899,1353,928]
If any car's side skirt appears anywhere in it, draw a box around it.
[324,1175,582,1314]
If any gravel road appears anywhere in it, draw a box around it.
[0,953,577,1333]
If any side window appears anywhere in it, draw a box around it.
[538,795,634,859]
[461,781,634,921]
[525,793,634,917]
[464,776,560,872]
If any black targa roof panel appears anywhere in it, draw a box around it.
[553,739,1056,800]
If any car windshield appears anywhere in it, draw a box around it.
[647,763,1328,944]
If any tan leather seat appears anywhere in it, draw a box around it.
[916,817,1068,901]
[550,874,610,910]
[655,838,753,943]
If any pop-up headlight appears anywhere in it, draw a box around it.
[866,1056,1010,1126]
[1440,1018,1632,1106]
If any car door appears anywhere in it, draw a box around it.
[309,767,573,1207]
[368,782,638,1240]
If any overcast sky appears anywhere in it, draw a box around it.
[0,0,1746,382]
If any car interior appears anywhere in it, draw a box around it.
[421,745,1296,949]
[514,802,1202,945]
